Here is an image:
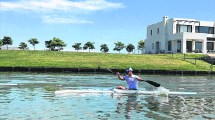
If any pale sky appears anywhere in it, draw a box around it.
[0,0,215,52]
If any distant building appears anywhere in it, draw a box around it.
[145,16,215,54]
[0,46,22,50]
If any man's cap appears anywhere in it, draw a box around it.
[126,67,133,72]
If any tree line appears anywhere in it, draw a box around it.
[0,36,145,53]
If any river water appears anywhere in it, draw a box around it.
[0,73,214,120]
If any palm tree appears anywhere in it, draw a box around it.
[126,44,135,53]
[28,38,39,50]
[2,36,13,50]
[138,40,145,54]
[113,41,125,53]
[72,43,82,52]
[100,44,109,53]
[19,42,28,50]
[83,41,95,52]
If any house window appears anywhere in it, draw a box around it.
[157,28,159,34]
[195,42,202,50]
[151,30,153,36]
[195,26,214,34]
[207,37,215,41]
[152,43,154,49]
[176,24,192,33]
[177,41,181,53]
[168,41,172,51]
[187,25,192,32]
[207,42,214,51]
[209,27,214,34]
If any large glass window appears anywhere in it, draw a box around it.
[168,41,172,51]
[187,25,192,32]
[207,37,215,41]
[209,27,214,34]
[207,42,214,50]
[186,41,192,52]
[177,41,181,53]
[176,24,192,33]
[195,26,214,34]
[180,25,187,32]
[195,42,202,50]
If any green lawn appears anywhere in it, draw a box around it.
[0,50,213,71]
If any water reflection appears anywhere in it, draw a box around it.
[113,93,215,120]
[114,94,138,119]
[113,94,171,119]
[0,73,215,120]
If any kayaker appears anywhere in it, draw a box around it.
[116,67,144,90]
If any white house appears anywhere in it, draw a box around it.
[0,46,22,50]
[145,16,215,54]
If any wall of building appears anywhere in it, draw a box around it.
[145,17,168,54]
[145,16,215,54]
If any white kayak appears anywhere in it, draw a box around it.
[55,88,197,96]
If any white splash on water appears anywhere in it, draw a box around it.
[155,86,170,97]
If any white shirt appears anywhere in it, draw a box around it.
[123,75,139,89]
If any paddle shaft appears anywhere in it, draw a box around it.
[106,68,114,74]
[144,80,160,87]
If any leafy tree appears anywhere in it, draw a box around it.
[83,41,95,52]
[2,36,13,50]
[45,37,66,51]
[113,41,125,53]
[51,37,66,51]
[72,43,82,52]
[138,40,144,49]
[45,40,53,50]
[0,39,2,49]
[138,40,145,53]
[28,38,39,50]
[126,44,135,53]
[19,42,28,50]
[100,44,109,53]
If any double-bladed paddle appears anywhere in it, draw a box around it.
[143,80,160,87]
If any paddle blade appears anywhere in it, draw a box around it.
[144,80,160,87]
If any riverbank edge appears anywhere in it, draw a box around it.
[0,66,214,75]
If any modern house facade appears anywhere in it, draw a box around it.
[145,16,215,54]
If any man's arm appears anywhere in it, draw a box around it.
[116,72,124,80]
[136,76,144,82]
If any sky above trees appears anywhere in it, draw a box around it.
[0,0,215,53]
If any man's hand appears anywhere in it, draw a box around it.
[116,72,124,80]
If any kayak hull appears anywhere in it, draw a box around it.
[55,88,197,95]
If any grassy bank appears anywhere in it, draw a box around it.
[0,50,213,71]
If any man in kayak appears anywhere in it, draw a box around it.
[116,67,144,90]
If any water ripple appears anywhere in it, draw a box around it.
[0,73,215,120]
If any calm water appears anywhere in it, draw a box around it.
[0,73,215,120]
